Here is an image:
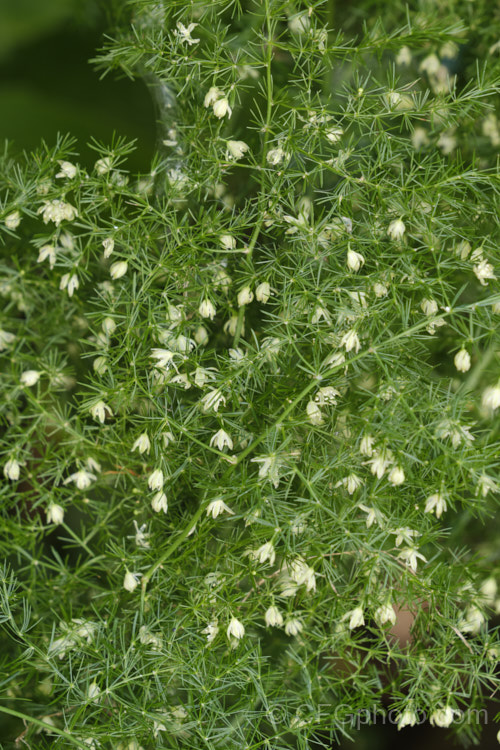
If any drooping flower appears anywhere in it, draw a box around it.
[132,433,151,454]
[226,140,250,160]
[265,606,284,627]
[46,504,65,525]
[387,218,406,240]
[206,498,234,518]
[4,458,21,481]
[209,429,233,452]
[425,491,447,518]
[454,349,471,372]
[20,370,41,386]
[123,571,140,593]
[148,469,164,491]
[227,616,245,640]
[109,261,128,280]
[90,400,113,423]
[63,469,96,490]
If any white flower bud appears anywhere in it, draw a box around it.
[265,606,284,627]
[20,370,41,386]
[93,356,108,374]
[227,616,245,640]
[102,237,114,257]
[237,286,254,306]
[226,140,250,160]
[397,708,418,730]
[388,466,405,486]
[482,384,500,411]
[421,298,438,316]
[387,219,406,240]
[199,299,216,320]
[151,492,168,513]
[360,435,375,457]
[255,281,271,303]
[430,707,455,728]
[204,87,222,108]
[132,433,151,454]
[373,281,388,297]
[4,458,20,481]
[37,244,56,268]
[95,157,112,174]
[266,147,286,165]
[454,349,471,372]
[213,97,232,119]
[347,248,365,272]
[306,400,324,425]
[5,211,21,230]
[148,469,164,491]
[46,503,64,525]
[102,317,116,335]
[220,234,236,250]
[109,261,128,280]
[123,571,140,593]
[194,326,209,346]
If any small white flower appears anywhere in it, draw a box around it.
[388,466,405,486]
[93,356,107,374]
[4,458,20,481]
[396,46,412,66]
[95,157,112,174]
[340,330,360,353]
[151,491,168,513]
[38,199,77,225]
[266,147,287,165]
[325,127,343,143]
[5,211,21,230]
[393,527,420,547]
[255,281,271,303]
[419,53,441,76]
[288,12,310,34]
[150,348,176,370]
[202,618,219,643]
[174,21,199,45]
[37,244,56,268]
[198,299,216,321]
[374,603,397,627]
[209,429,233,452]
[206,498,234,518]
[132,433,151,454]
[56,161,77,179]
[425,491,447,518]
[373,281,389,297]
[226,140,250,160]
[387,219,406,241]
[213,98,232,119]
[336,474,363,495]
[397,708,418,730]
[90,400,112,423]
[227,616,245,640]
[397,547,427,572]
[102,237,114,258]
[482,383,500,411]
[348,606,365,630]
[20,370,41,386]
[476,474,499,498]
[109,261,128,280]
[289,557,316,592]
[480,577,497,603]
[63,469,96,490]
[133,521,150,548]
[454,349,471,372]
[200,389,226,413]
[358,503,379,528]
[237,286,254,306]
[360,435,375,457]
[265,605,283,627]
[430,707,455,728]
[148,469,164,491]
[284,618,303,636]
[123,571,140,593]
[46,503,65,525]
[204,87,222,108]
[252,541,276,566]
[59,273,79,297]
[347,248,365,272]
[315,386,339,405]
[194,326,209,346]
[473,259,496,286]
[306,400,324,425]
[365,449,393,478]
[251,454,281,488]
[458,605,485,634]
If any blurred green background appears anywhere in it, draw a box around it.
[0,0,155,171]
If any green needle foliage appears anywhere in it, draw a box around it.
[1,0,500,747]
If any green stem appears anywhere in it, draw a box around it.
[0,705,88,749]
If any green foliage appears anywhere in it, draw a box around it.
[1,0,500,747]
